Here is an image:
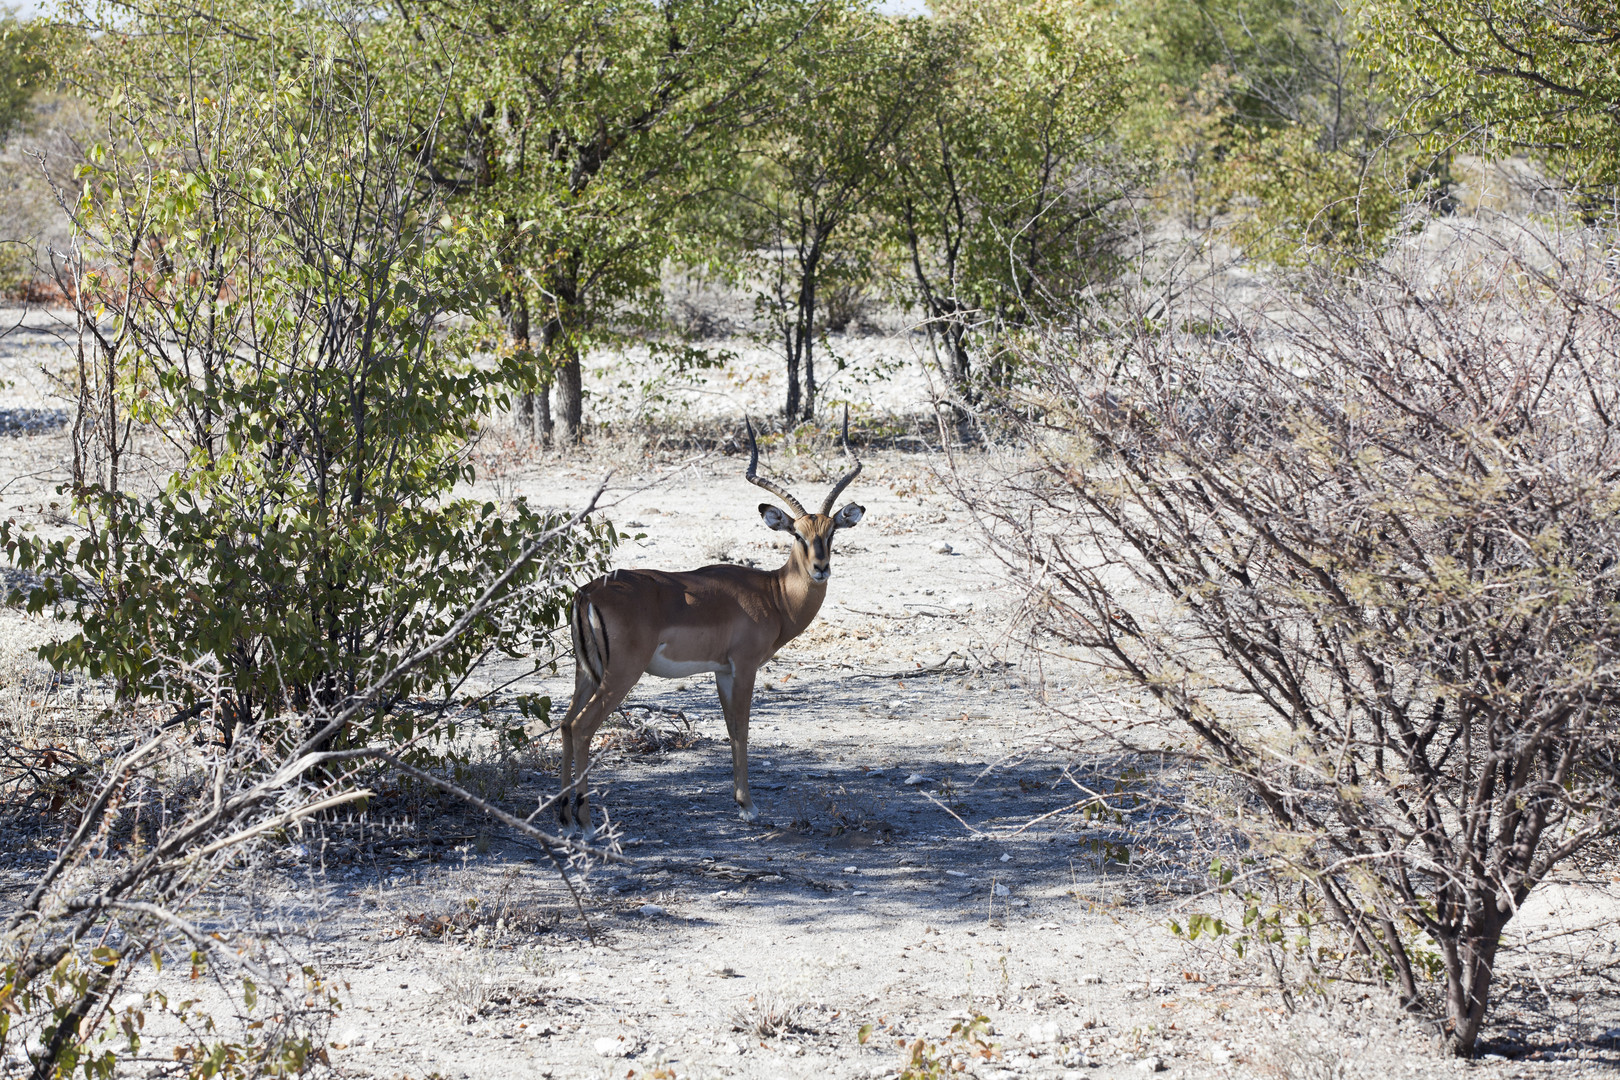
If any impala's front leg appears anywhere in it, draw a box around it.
[715,667,759,822]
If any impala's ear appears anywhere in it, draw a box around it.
[759,503,795,531]
[833,503,865,528]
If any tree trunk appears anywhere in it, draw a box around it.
[542,257,584,444]
[940,300,971,397]
[793,250,822,421]
[1443,916,1506,1057]
[536,382,553,444]
[509,289,550,446]
[518,386,552,446]
[784,321,801,421]
[556,352,583,443]
[802,330,816,421]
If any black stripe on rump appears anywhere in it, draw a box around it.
[585,601,609,683]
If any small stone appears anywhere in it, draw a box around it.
[844,866,859,873]
[1135,1056,1165,1073]
[1027,1021,1062,1044]
[993,882,1011,897]
[999,853,1011,862]
[637,904,665,916]
[932,541,953,554]
[1081,973,1103,984]
[903,773,934,786]
[946,869,969,878]
[593,1036,628,1058]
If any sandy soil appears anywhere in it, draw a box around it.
[1,305,1617,1080]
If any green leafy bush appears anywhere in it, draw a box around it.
[2,3,613,746]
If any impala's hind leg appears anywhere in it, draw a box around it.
[557,663,594,836]
[557,593,640,840]
[559,673,639,840]
[558,594,605,836]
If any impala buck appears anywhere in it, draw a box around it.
[556,419,864,837]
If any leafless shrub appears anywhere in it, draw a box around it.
[957,222,1620,1055]
[439,942,503,1017]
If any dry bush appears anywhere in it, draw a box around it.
[596,705,700,756]
[729,989,811,1038]
[959,222,1620,1055]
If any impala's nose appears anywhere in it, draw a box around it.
[811,567,830,582]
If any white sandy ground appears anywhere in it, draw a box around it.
[1,305,1618,1079]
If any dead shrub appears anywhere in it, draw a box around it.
[959,225,1620,1055]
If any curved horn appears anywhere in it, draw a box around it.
[744,417,808,517]
[820,405,863,515]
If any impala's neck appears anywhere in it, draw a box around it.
[771,548,828,644]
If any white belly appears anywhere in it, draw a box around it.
[645,644,729,679]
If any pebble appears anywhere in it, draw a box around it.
[903,773,934,785]
[932,540,953,554]
[637,904,665,917]
[1135,1056,1165,1073]
[593,1036,629,1058]
[993,882,1010,896]
[1026,1021,1063,1044]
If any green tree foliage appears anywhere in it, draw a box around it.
[884,0,1131,398]
[736,6,925,421]
[393,0,803,442]
[3,0,613,746]
[1125,0,1406,265]
[0,8,49,146]
[1361,1,1620,188]
[1133,0,1378,141]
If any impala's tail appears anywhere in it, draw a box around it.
[571,587,610,687]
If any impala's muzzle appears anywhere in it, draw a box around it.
[809,535,830,581]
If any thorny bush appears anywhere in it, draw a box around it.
[961,224,1620,1055]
